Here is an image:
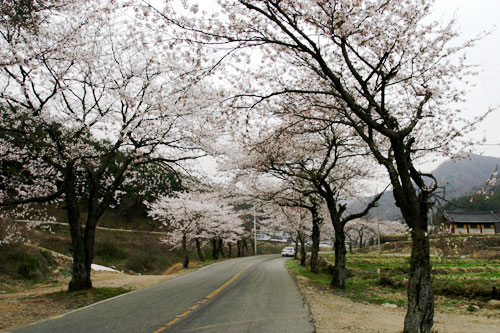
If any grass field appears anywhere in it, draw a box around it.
[287,252,500,313]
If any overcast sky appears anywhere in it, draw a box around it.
[432,0,500,158]
[166,0,500,161]
[178,1,500,179]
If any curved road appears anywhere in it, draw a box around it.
[11,255,314,333]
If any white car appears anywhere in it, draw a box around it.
[281,246,295,257]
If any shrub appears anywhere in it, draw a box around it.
[95,242,127,262]
[125,251,159,273]
[381,241,411,252]
[433,281,496,300]
[0,243,56,281]
[377,275,406,289]
[380,234,408,243]
[470,250,500,260]
[432,235,500,258]
[321,263,335,275]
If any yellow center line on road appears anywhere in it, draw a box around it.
[152,262,254,333]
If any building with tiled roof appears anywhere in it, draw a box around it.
[442,211,499,234]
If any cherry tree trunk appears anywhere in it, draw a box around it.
[331,227,347,289]
[65,169,93,292]
[293,238,298,260]
[211,238,218,260]
[218,239,226,258]
[68,225,93,291]
[228,243,232,258]
[237,240,242,257]
[250,237,256,255]
[300,235,306,267]
[68,218,97,291]
[404,224,434,332]
[195,238,205,262]
[310,220,320,274]
[182,234,189,268]
[242,239,249,255]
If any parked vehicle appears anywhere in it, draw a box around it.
[281,247,295,257]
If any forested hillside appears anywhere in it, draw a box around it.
[432,154,500,198]
[359,154,500,220]
[444,183,500,212]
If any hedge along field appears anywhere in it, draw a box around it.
[288,253,500,314]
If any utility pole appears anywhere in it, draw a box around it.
[254,203,257,255]
[377,204,381,255]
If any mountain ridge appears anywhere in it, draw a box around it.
[354,154,500,220]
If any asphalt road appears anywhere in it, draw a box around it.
[11,255,314,333]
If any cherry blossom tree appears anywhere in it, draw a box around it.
[148,190,245,266]
[378,219,409,236]
[238,173,326,273]
[471,166,499,202]
[345,218,409,249]
[200,196,245,259]
[276,205,311,266]
[345,219,376,249]
[236,117,384,285]
[0,1,214,291]
[0,0,71,37]
[0,215,23,247]
[151,1,492,330]
[227,190,276,256]
[149,191,210,267]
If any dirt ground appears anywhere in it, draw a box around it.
[1,267,500,332]
[294,275,500,333]
[0,270,181,331]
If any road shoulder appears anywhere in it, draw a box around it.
[0,270,187,331]
[289,262,500,333]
